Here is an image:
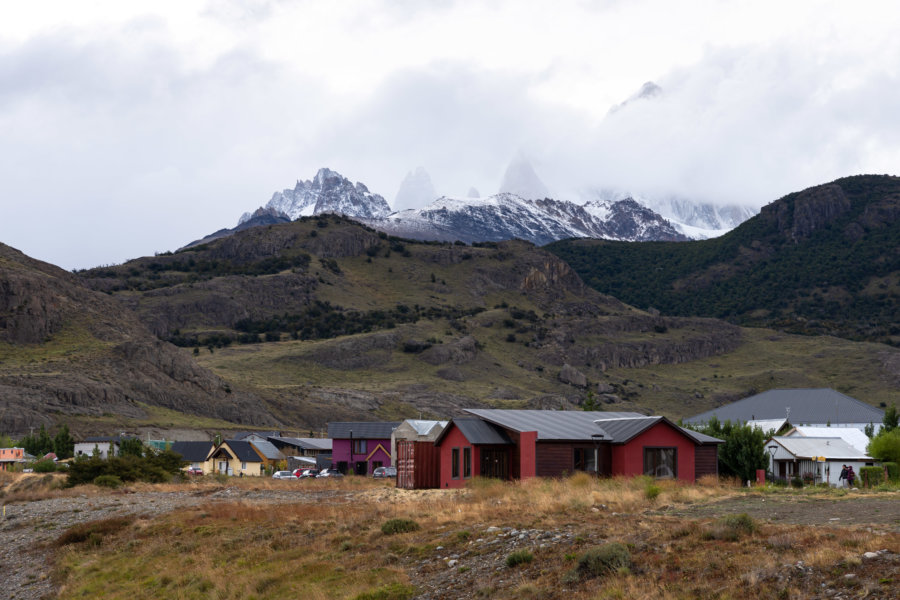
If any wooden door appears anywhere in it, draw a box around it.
[480,448,509,480]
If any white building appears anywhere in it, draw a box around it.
[766,436,874,486]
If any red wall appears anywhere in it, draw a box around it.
[610,422,697,482]
[438,424,479,489]
[519,431,537,479]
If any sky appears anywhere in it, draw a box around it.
[1,0,899,270]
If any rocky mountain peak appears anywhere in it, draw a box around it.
[394,167,438,211]
[499,156,551,200]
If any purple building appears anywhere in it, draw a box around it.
[328,421,400,475]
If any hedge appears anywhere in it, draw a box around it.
[858,466,884,488]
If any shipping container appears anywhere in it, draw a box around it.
[397,440,440,489]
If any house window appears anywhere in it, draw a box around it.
[463,447,472,478]
[574,448,598,473]
[353,439,367,454]
[241,462,247,470]
[372,461,383,470]
[643,447,676,479]
[451,448,460,479]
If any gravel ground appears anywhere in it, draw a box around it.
[0,487,352,600]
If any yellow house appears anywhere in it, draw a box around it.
[206,440,265,476]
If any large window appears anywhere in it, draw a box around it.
[643,447,676,479]
[463,447,472,478]
[574,448,598,473]
[451,448,460,479]
[352,439,367,455]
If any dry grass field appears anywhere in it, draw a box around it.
[13,474,892,600]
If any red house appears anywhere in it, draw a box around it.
[432,410,722,488]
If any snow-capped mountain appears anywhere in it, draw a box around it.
[584,188,757,239]
[239,167,392,225]
[394,167,438,211]
[361,193,687,246]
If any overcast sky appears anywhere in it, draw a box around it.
[2,0,899,270]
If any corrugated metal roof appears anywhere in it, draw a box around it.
[770,436,872,460]
[464,409,644,441]
[684,389,883,426]
[328,422,401,440]
[747,419,788,433]
[249,440,284,460]
[785,427,871,455]
[451,418,513,445]
[223,440,263,462]
[170,441,214,462]
[591,417,660,443]
[268,437,332,451]
[231,431,282,441]
[404,420,448,436]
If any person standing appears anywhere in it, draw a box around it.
[839,465,848,487]
[847,466,855,488]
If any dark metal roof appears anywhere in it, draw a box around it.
[268,437,333,451]
[231,431,282,441]
[170,441,215,462]
[684,388,884,426]
[592,417,725,445]
[249,440,284,460]
[223,440,263,462]
[463,409,645,441]
[327,422,401,440]
[437,418,513,445]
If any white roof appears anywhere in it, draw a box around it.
[785,427,870,455]
[747,419,788,433]
[403,420,448,436]
[770,436,872,460]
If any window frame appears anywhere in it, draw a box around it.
[643,446,677,479]
[451,447,460,479]
[463,447,472,478]
[352,439,367,455]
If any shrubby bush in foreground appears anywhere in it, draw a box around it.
[66,449,184,487]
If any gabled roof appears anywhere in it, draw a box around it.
[464,409,644,441]
[768,436,872,461]
[784,427,871,455]
[593,416,724,445]
[401,420,448,436]
[684,388,883,426]
[222,440,263,462]
[249,439,284,461]
[170,441,215,463]
[435,418,514,445]
[747,419,789,433]
[328,422,401,440]
[268,437,332,451]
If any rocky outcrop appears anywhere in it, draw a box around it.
[761,183,851,243]
[558,364,587,387]
[419,336,479,366]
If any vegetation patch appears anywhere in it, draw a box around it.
[505,549,534,568]
[55,516,134,547]
[571,542,632,579]
[381,518,421,535]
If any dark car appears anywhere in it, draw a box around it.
[297,469,319,478]
[372,466,397,478]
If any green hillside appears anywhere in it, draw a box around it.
[547,175,900,343]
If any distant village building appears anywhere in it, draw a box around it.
[765,436,873,486]
[170,441,215,473]
[328,422,399,475]
[0,447,26,471]
[684,388,884,433]
[74,436,138,459]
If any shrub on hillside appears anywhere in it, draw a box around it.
[93,475,123,488]
[505,549,534,568]
[381,518,420,535]
[67,450,183,487]
[703,513,757,541]
[571,543,632,580]
[32,459,58,473]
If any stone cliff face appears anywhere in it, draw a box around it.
[0,242,277,435]
[761,183,851,243]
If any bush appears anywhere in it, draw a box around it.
[644,482,661,501]
[32,459,58,473]
[858,466,884,488]
[352,583,416,600]
[505,549,534,568]
[381,518,420,535]
[703,513,757,541]
[55,516,134,546]
[93,475,123,488]
[574,543,632,579]
[883,462,899,481]
[790,477,803,488]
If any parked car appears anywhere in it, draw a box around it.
[185,466,204,476]
[372,466,397,478]
[272,470,298,479]
[316,468,344,478]
[297,469,319,478]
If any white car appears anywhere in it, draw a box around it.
[272,471,298,479]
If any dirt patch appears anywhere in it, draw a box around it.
[658,492,900,532]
